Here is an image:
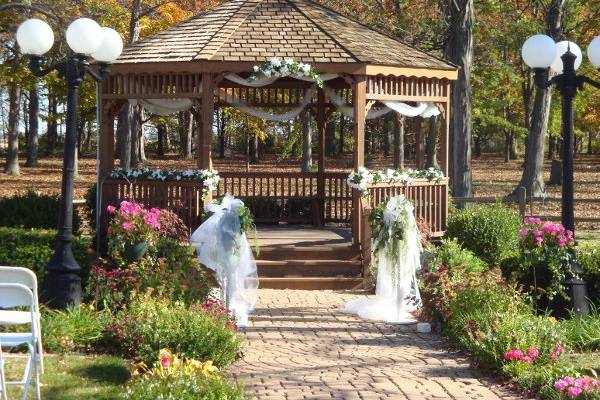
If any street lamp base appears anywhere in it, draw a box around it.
[42,271,82,309]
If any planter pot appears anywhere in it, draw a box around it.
[124,241,148,261]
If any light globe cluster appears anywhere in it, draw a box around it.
[522,34,600,72]
[16,17,123,63]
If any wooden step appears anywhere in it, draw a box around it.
[256,245,360,261]
[258,277,364,290]
[257,259,362,277]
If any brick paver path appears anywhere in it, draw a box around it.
[232,289,525,400]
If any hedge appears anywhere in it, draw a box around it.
[0,227,92,287]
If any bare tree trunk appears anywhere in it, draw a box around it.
[514,0,564,197]
[301,111,312,172]
[130,107,142,168]
[4,83,20,175]
[509,132,518,159]
[338,114,346,155]
[426,115,438,168]
[394,115,405,170]
[117,105,132,169]
[588,131,594,154]
[46,93,58,155]
[325,118,336,156]
[445,0,474,198]
[157,123,166,157]
[26,86,39,167]
[383,113,392,157]
[182,112,193,159]
[218,109,226,159]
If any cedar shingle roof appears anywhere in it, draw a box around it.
[116,0,454,70]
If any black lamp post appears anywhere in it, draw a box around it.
[522,35,600,317]
[16,18,123,308]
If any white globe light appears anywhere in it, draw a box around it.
[16,18,54,56]
[587,36,600,68]
[522,34,557,68]
[66,18,102,55]
[550,41,583,74]
[91,27,123,63]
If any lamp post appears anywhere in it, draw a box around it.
[521,34,600,316]
[16,18,123,308]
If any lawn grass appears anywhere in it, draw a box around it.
[3,354,130,400]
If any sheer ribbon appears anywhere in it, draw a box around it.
[190,195,258,327]
[340,196,422,324]
[225,73,339,87]
[129,98,193,116]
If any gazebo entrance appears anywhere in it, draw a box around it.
[97,0,457,289]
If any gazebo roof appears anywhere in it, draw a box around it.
[116,0,454,72]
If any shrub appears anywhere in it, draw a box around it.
[103,295,243,368]
[559,306,600,352]
[432,239,488,272]
[0,191,82,233]
[578,243,600,306]
[123,373,244,400]
[446,204,521,265]
[157,209,190,242]
[42,304,111,353]
[0,227,92,286]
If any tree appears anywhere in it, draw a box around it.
[426,115,438,168]
[301,110,312,172]
[444,0,474,198]
[26,85,39,167]
[514,0,565,197]
[4,82,20,175]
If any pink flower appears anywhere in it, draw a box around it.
[527,347,539,359]
[518,227,528,238]
[555,379,568,391]
[122,221,135,231]
[521,355,533,364]
[525,217,541,225]
[160,355,171,369]
[437,264,446,272]
[107,205,116,214]
[567,386,583,398]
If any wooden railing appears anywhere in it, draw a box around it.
[365,178,449,237]
[101,179,205,232]
[216,172,352,224]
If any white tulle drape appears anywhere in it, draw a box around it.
[340,196,422,324]
[224,73,339,87]
[129,98,193,116]
[190,195,258,327]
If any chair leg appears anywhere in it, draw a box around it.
[0,345,7,400]
[32,344,40,400]
[21,344,33,400]
[35,316,44,374]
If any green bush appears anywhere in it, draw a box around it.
[84,183,97,231]
[578,243,600,306]
[42,305,111,353]
[123,373,245,400]
[446,204,521,265]
[0,191,81,233]
[103,296,243,368]
[433,239,488,272]
[559,306,600,352]
[0,227,92,286]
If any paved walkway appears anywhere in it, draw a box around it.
[232,290,525,400]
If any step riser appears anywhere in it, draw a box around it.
[258,264,362,277]
[259,278,364,290]
[255,248,360,261]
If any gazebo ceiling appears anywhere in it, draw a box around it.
[115,0,455,74]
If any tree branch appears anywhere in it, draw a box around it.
[0,3,64,25]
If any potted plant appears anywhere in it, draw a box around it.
[107,201,161,261]
[514,217,576,316]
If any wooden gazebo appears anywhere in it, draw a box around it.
[98,0,457,288]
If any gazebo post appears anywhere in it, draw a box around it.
[352,76,366,247]
[440,101,450,175]
[316,88,326,226]
[98,99,116,176]
[199,73,214,170]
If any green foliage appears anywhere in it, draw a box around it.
[433,239,489,272]
[559,306,600,352]
[0,191,81,233]
[0,227,91,286]
[123,373,245,400]
[103,296,243,368]
[578,243,600,306]
[42,305,111,353]
[446,204,521,265]
[85,183,97,231]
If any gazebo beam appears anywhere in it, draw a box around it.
[352,76,366,246]
[316,88,326,226]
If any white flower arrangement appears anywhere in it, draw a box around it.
[109,168,220,199]
[346,167,445,196]
[250,57,324,87]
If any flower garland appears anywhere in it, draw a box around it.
[250,57,324,88]
[347,167,445,195]
[109,168,220,199]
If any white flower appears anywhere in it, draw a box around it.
[264,70,272,77]
[284,57,294,65]
[280,66,289,76]
[301,64,311,74]
[253,65,259,72]
[270,57,281,67]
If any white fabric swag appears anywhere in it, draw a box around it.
[224,73,339,87]
[129,98,194,116]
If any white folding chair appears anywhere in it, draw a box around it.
[0,283,41,400]
[0,267,43,373]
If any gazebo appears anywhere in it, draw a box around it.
[98,0,457,288]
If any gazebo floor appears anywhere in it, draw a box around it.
[254,225,364,290]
